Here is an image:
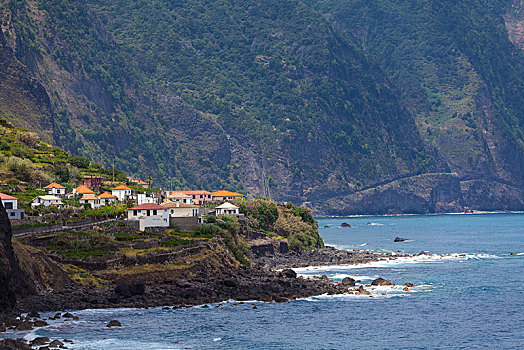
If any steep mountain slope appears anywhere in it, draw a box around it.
[0,0,438,208]
[1,0,523,213]
[305,0,524,211]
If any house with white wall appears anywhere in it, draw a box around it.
[44,183,66,197]
[97,192,118,206]
[160,201,200,218]
[111,185,132,201]
[215,202,240,216]
[127,203,169,231]
[79,194,100,209]
[31,195,64,208]
[0,193,25,220]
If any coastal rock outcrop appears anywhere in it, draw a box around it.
[0,200,33,312]
[371,278,395,286]
[394,237,409,242]
[106,320,122,327]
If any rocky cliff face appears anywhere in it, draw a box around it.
[0,200,33,311]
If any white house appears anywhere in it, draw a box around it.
[111,185,132,201]
[0,192,25,220]
[215,202,240,216]
[79,194,100,209]
[73,185,95,196]
[31,195,64,208]
[44,182,66,197]
[137,193,160,205]
[160,201,200,218]
[127,203,169,231]
[166,192,193,204]
[97,192,118,206]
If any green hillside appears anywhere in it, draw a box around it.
[305,0,524,188]
[1,0,523,213]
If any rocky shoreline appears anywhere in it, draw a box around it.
[0,245,412,349]
[13,246,401,313]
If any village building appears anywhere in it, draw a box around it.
[44,182,66,197]
[111,185,132,201]
[137,192,161,205]
[166,191,193,204]
[97,192,118,206]
[130,179,150,188]
[73,185,95,196]
[127,203,169,231]
[31,195,64,208]
[160,201,200,218]
[79,194,100,209]
[215,202,240,216]
[212,190,245,202]
[180,190,213,205]
[83,176,102,190]
[0,193,25,220]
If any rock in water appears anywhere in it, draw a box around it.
[394,237,408,242]
[341,222,351,227]
[30,337,50,346]
[106,320,122,327]
[404,282,415,287]
[371,278,395,286]
[341,277,356,286]
[281,268,297,279]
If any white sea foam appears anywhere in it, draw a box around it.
[213,338,222,342]
[294,253,500,276]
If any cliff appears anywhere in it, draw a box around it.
[0,200,33,311]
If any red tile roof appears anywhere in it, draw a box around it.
[128,203,166,210]
[0,192,18,200]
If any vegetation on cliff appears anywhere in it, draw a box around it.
[1,0,522,213]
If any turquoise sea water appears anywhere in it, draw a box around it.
[4,213,524,349]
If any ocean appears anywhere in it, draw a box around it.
[4,213,524,349]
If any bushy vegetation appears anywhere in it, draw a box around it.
[238,198,323,251]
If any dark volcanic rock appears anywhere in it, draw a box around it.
[115,284,132,297]
[33,320,49,327]
[371,278,395,286]
[394,237,408,242]
[340,222,351,227]
[27,311,40,318]
[30,337,50,346]
[341,277,356,286]
[129,281,145,295]
[62,312,74,318]
[0,201,33,311]
[49,339,64,347]
[281,268,297,279]
[106,320,121,327]
[0,338,31,349]
[15,321,33,331]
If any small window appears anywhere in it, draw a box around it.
[10,212,15,217]
[153,210,157,215]
[4,202,13,209]
[133,210,138,216]
[147,210,151,216]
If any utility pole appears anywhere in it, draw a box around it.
[112,159,115,184]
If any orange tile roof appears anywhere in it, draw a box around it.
[44,182,66,189]
[80,194,97,200]
[212,190,245,197]
[97,192,118,199]
[0,192,18,200]
[75,185,94,194]
[182,190,212,195]
[139,180,148,185]
[112,185,132,190]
